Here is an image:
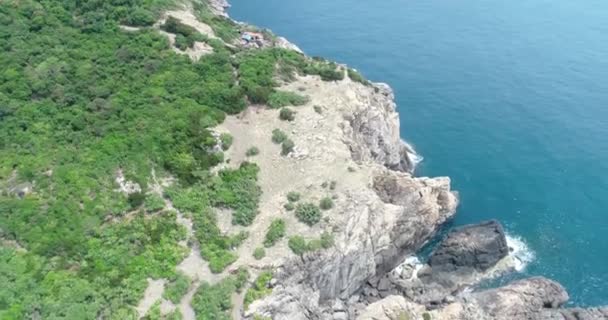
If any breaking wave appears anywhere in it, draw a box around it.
[505,234,535,272]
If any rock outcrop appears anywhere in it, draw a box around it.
[344,83,418,173]
[243,81,458,319]
[427,220,508,273]
[210,3,608,319]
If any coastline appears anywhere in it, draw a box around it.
[156,0,608,319]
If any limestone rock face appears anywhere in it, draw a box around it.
[428,220,508,273]
[345,83,417,173]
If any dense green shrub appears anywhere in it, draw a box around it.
[284,203,295,211]
[287,192,301,202]
[279,107,296,121]
[163,272,191,304]
[271,129,288,144]
[220,133,233,150]
[281,139,295,156]
[268,91,309,109]
[244,271,273,309]
[288,232,334,255]
[145,194,166,212]
[128,192,146,209]
[246,147,260,157]
[0,0,246,317]
[319,197,334,210]
[210,162,262,226]
[166,186,247,273]
[264,219,286,247]
[288,236,308,255]
[191,269,249,320]
[347,68,370,85]
[295,203,322,226]
[253,247,266,260]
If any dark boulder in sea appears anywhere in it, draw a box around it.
[428,219,509,273]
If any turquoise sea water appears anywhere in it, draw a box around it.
[229,0,608,306]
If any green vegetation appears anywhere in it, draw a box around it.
[295,202,322,226]
[163,272,191,304]
[166,170,255,274]
[145,194,166,213]
[144,305,183,320]
[271,129,288,144]
[246,146,260,157]
[268,91,309,109]
[288,232,334,255]
[319,197,334,210]
[253,247,266,260]
[264,219,286,247]
[219,133,233,151]
[161,16,205,49]
[281,139,295,156]
[347,68,370,85]
[284,203,295,211]
[128,191,147,209]
[287,191,301,202]
[279,107,296,121]
[210,162,262,226]
[244,271,273,309]
[191,268,249,320]
[303,59,345,81]
[0,0,347,317]
[288,236,309,255]
[423,312,432,320]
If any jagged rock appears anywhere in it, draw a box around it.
[244,80,458,319]
[344,83,418,173]
[428,220,508,273]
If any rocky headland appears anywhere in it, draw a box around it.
[137,2,608,319]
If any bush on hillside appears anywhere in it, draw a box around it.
[264,219,286,247]
[295,203,321,226]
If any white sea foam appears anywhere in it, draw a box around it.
[403,140,424,170]
[505,234,535,272]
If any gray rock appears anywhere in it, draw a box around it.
[428,220,508,273]
[344,82,418,173]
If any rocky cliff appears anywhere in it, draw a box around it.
[211,3,606,320]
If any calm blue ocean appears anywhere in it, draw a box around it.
[229,0,608,306]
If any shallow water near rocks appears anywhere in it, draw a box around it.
[229,0,608,306]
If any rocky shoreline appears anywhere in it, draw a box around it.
[213,2,607,319]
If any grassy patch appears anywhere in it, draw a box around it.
[145,194,166,213]
[210,162,262,226]
[288,232,334,255]
[347,68,370,85]
[191,268,249,320]
[244,271,273,309]
[264,219,286,247]
[268,91,309,109]
[163,272,191,304]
